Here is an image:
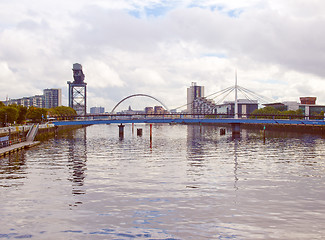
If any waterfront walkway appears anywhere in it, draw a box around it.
[0,141,40,158]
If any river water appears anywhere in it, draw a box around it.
[1,124,325,239]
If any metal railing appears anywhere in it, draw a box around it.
[0,123,54,148]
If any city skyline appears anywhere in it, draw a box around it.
[1,1,325,111]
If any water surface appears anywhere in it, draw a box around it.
[1,124,325,239]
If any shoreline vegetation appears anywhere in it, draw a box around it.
[0,101,77,127]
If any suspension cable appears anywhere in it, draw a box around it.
[215,88,235,105]
[237,85,274,103]
[173,86,235,110]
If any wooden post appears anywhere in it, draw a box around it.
[9,128,11,146]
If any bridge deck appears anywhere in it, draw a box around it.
[52,118,325,126]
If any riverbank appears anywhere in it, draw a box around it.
[184,122,325,136]
[35,124,87,141]
[243,123,325,135]
[0,124,87,158]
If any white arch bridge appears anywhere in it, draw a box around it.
[110,93,169,113]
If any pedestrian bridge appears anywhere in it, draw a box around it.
[52,114,325,126]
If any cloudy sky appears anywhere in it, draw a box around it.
[1,0,325,111]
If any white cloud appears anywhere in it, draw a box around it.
[1,0,325,111]
[84,59,125,88]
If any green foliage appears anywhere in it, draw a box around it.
[250,107,304,119]
[17,105,28,124]
[26,107,48,122]
[0,106,19,124]
[0,104,75,124]
[48,106,76,116]
[310,111,325,120]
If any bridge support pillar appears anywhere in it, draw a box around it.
[231,123,241,138]
[118,124,125,139]
[150,124,152,148]
[137,128,142,136]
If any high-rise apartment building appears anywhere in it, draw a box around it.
[43,88,62,109]
[32,95,45,108]
[187,82,204,113]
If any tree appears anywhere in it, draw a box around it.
[250,107,303,119]
[48,106,76,118]
[250,107,280,119]
[0,101,5,108]
[0,106,18,125]
[17,105,28,124]
[26,107,47,122]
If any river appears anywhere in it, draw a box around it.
[1,124,325,239]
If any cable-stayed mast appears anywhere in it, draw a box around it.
[234,70,238,119]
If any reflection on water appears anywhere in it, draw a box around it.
[0,150,26,187]
[67,128,87,196]
[1,124,325,239]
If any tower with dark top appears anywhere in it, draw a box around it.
[67,63,87,115]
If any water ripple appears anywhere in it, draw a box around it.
[1,125,325,239]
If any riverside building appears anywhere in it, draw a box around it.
[187,82,204,113]
[264,97,325,118]
[3,89,62,109]
[43,88,62,109]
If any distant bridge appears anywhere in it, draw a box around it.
[110,93,169,113]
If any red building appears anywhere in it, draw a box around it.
[300,97,316,105]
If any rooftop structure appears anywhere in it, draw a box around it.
[300,97,316,105]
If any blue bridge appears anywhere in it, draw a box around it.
[52,92,325,129]
[52,114,325,126]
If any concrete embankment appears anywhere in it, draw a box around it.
[186,121,325,136]
[34,124,85,141]
[242,123,325,135]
